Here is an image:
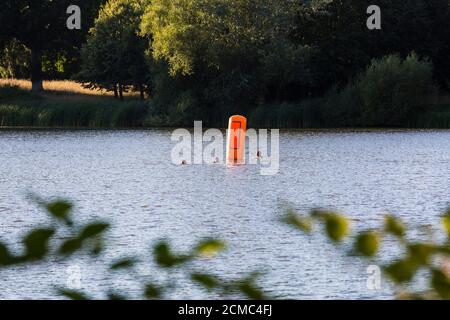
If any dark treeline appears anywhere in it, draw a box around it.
[1,0,450,128]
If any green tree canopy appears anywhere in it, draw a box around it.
[293,0,450,92]
[78,0,148,100]
[141,0,315,122]
[0,1,104,91]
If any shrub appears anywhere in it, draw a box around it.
[248,99,323,129]
[358,53,438,126]
[324,53,439,127]
[321,83,363,127]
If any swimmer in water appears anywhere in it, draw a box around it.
[257,150,262,159]
[181,160,187,165]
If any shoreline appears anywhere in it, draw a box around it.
[1,126,450,132]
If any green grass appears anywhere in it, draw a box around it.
[1,84,450,129]
[0,85,149,128]
[248,96,450,129]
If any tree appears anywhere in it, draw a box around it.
[292,0,450,93]
[357,53,437,126]
[78,0,148,100]
[321,53,438,127]
[0,1,104,91]
[0,39,30,79]
[141,0,315,123]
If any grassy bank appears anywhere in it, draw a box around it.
[0,81,148,128]
[247,96,450,129]
[1,80,450,129]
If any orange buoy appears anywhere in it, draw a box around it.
[226,115,247,164]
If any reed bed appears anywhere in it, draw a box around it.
[0,82,148,127]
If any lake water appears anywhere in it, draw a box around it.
[0,129,449,299]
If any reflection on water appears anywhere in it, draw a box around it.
[0,129,449,299]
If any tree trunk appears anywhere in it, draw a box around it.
[118,83,123,101]
[113,84,118,99]
[139,84,145,100]
[30,48,43,92]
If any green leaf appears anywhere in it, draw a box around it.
[191,273,219,290]
[46,200,73,224]
[194,239,226,258]
[283,211,313,233]
[79,222,109,240]
[153,241,190,268]
[144,283,162,299]
[90,240,104,256]
[442,211,450,238]
[58,223,108,256]
[313,211,349,243]
[153,242,176,267]
[384,215,405,238]
[355,231,380,257]
[110,258,136,270]
[58,289,90,300]
[107,292,127,300]
[384,259,419,283]
[437,244,450,255]
[431,269,450,300]
[407,243,436,266]
[238,279,265,300]
[23,228,55,260]
[0,242,14,266]
[59,238,82,256]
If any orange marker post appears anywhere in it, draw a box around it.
[226,115,247,164]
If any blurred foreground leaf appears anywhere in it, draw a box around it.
[194,239,226,258]
[23,228,55,260]
[384,259,419,283]
[355,231,380,257]
[191,273,220,290]
[107,292,127,300]
[153,241,191,268]
[80,223,109,240]
[0,242,14,266]
[312,211,350,243]
[58,222,109,256]
[144,283,162,299]
[59,238,82,256]
[442,211,450,238]
[46,200,73,225]
[384,215,405,239]
[408,243,435,266]
[58,289,90,300]
[431,269,450,300]
[283,211,313,233]
[110,258,136,270]
[237,277,265,300]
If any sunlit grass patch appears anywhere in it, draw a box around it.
[0,80,149,128]
[0,79,140,98]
